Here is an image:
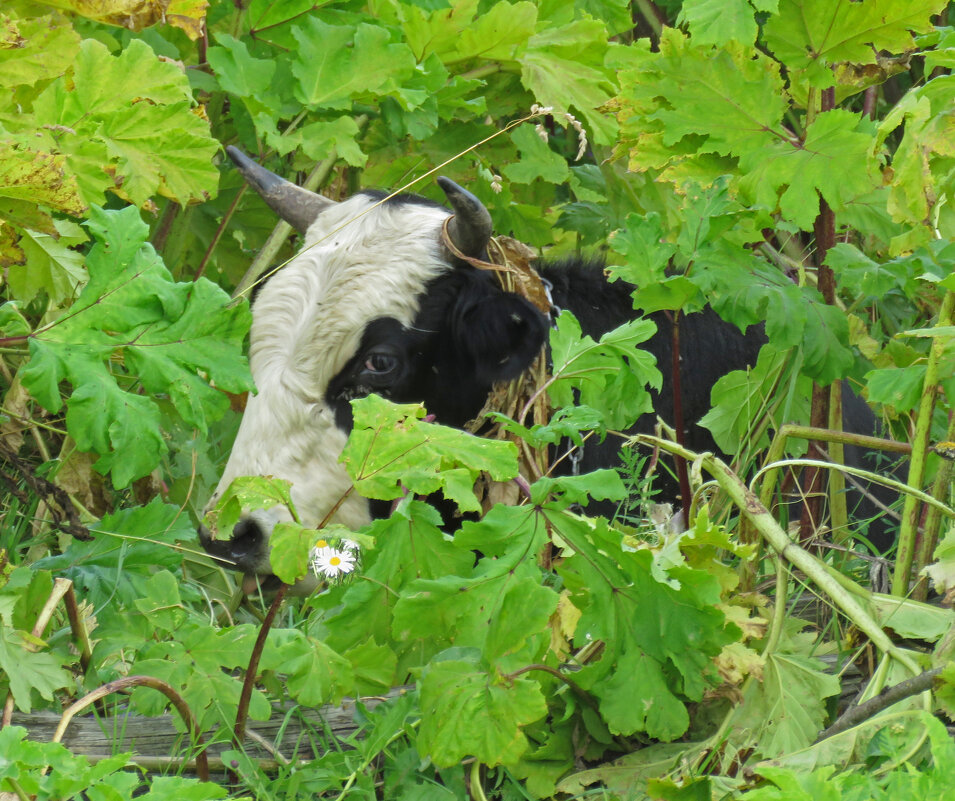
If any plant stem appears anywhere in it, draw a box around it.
[194,184,247,281]
[814,666,943,742]
[51,676,209,781]
[893,289,955,595]
[914,412,955,600]
[233,583,288,752]
[632,434,921,675]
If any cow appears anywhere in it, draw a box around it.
[200,147,896,592]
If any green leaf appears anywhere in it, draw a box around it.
[312,501,475,662]
[417,658,547,768]
[529,469,627,508]
[0,625,71,713]
[738,110,879,230]
[20,207,252,487]
[35,499,193,609]
[346,639,397,694]
[548,311,661,430]
[204,475,295,541]
[521,18,619,145]
[27,38,219,207]
[866,365,927,412]
[651,34,788,158]
[394,561,557,671]
[701,344,812,456]
[679,0,761,47]
[503,124,570,185]
[0,13,80,88]
[731,624,841,757]
[607,212,676,288]
[342,394,518,512]
[825,242,910,298]
[764,0,946,90]
[263,628,354,706]
[291,19,416,110]
[553,512,734,739]
[207,33,276,99]
[6,219,87,305]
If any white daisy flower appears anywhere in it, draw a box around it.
[311,548,356,578]
[339,538,361,552]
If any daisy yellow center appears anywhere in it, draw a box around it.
[315,539,328,548]
[330,556,341,566]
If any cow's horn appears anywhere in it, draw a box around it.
[226,146,337,235]
[437,176,492,258]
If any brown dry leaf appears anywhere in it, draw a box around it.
[0,380,30,453]
[485,235,551,313]
[76,597,98,640]
[57,449,111,518]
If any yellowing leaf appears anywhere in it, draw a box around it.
[41,0,208,39]
[0,13,80,88]
[0,142,86,217]
[19,38,219,207]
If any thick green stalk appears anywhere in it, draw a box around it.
[632,434,921,675]
[893,290,955,595]
[914,415,955,601]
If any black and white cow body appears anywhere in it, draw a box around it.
[201,149,893,589]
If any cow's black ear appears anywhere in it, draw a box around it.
[456,294,549,383]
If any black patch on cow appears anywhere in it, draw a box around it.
[326,267,548,430]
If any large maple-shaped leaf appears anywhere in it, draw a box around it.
[20,38,218,207]
[520,17,619,145]
[650,33,788,158]
[291,19,416,110]
[548,311,661,431]
[417,657,548,768]
[0,625,71,713]
[20,207,252,487]
[765,0,946,89]
[394,510,557,671]
[312,501,475,659]
[341,394,518,512]
[738,109,879,230]
[553,512,736,740]
[730,624,841,757]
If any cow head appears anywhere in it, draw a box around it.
[200,148,548,591]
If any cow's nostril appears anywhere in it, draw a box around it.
[230,518,263,559]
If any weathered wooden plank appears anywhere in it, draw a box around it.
[9,688,410,763]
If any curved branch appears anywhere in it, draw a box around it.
[815,667,943,742]
[51,675,209,781]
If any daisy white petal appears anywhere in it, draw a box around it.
[311,548,356,578]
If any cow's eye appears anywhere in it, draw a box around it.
[363,352,399,375]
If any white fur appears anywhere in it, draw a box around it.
[206,195,453,558]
